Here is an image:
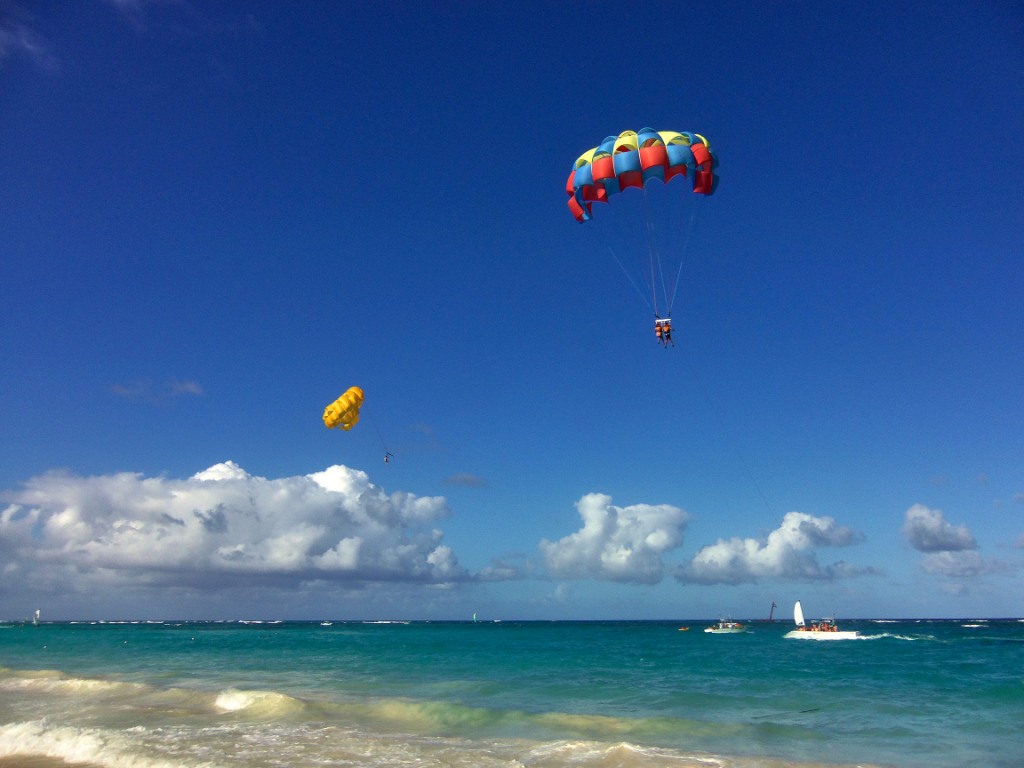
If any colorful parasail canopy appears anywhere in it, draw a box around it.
[323,386,364,431]
[566,128,718,223]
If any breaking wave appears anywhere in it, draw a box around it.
[0,720,212,768]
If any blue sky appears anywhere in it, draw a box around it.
[1,0,1022,621]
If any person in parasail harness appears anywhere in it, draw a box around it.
[654,316,674,347]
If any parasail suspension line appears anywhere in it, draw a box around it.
[607,245,653,310]
[363,405,393,464]
[641,182,669,317]
[666,201,705,317]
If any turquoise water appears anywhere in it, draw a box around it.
[1,619,1021,767]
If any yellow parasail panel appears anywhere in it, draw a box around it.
[323,386,364,430]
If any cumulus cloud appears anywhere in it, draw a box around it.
[919,550,998,578]
[901,504,1005,578]
[539,493,689,584]
[902,504,977,552]
[678,511,867,585]
[0,462,466,596]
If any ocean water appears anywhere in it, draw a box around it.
[1,619,1021,768]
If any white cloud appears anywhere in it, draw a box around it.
[902,504,977,552]
[678,511,866,585]
[539,493,689,584]
[919,550,998,578]
[0,462,466,597]
[901,504,1007,579]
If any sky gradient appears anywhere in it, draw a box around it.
[2,0,1022,621]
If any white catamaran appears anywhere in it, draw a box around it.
[783,600,859,640]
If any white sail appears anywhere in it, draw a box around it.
[793,601,805,627]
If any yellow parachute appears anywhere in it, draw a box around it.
[322,386,364,431]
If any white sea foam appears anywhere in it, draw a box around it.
[234,619,284,625]
[862,633,915,641]
[866,632,933,641]
[0,716,869,768]
[0,720,209,768]
[0,669,146,698]
[522,740,726,766]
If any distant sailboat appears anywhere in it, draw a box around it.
[784,600,859,640]
[33,609,40,626]
[767,601,777,622]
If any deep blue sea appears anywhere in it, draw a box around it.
[1,619,1021,768]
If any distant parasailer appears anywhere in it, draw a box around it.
[322,386,364,431]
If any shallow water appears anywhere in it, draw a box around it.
[1,619,1021,767]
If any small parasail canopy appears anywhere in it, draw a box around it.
[323,386,364,431]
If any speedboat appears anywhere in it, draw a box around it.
[704,620,745,634]
[783,600,859,640]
